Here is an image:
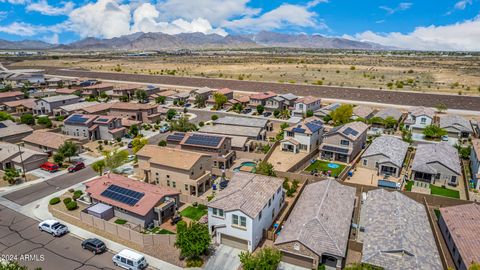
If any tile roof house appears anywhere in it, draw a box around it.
[314,103,340,118]
[0,91,23,103]
[136,145,212,197]
[404,106,435,131]
[374,107,403,121]
[275,179,355,269]
[199,116,270,141]
[82,83,114,96]
[359,189,442,270]
[208,172,285,252]
[249,91,277,108]
[439,203,480,270]
[352,105,376,120]
[22,130,80,154]
[206,88,234,106]
[0,120,33,143]
[281,119,324,153]
[2,99,36,114]
[279,93,298,109]
[360,136,409,178]
[0,142,48,172]
[32,94,80,115]
[62,114,125,141]
[411,142,461,186]
[471,139,480,190]
[58,101,100,116]
[292,96,322,117]
[320,122,369,163]
[108,102,160,123]
[440,115,473,139]
[85,174,180,228]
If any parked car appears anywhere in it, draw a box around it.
[113,249,148,270]
[263,112,272,117]
[159,125,170,133]
[127,155,135,162]
[184,103,191,108]
[128,141,133,148]
[38,220,68,237]
[441,135,449,141]
[40,162,59,173]
[242,108,252,114]
[82,238,106,255]
[68,162,85,173]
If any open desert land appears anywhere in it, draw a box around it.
[11,52,480,95]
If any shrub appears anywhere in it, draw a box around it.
[186,257,203,267]
[115,219,127,225]
[68,188,75,193]
[199,121,205,127]
[158,140,167,147]
[211,114,218,121]
[63,198,72,205]
[66,201,78,211]
[73,190,83,200]
[49,197,60,205]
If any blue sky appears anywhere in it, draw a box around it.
[0,0,479,50]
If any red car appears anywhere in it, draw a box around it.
[40,162,59,173]
[68,162,85,173]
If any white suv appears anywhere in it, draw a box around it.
[38,220,69,237]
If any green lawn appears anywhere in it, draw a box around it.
[430,185,460,199]
[405,181,414,191]
[114,219,127,225]
[150,227,175,234]
[434,209,441,219]
[305,160,346,177]
[180,204,208,221]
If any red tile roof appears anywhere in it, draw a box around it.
[0,91,23,98]
[250,91,276,100]
[55,88,77,94]
[216,88,233,95]
[85,174,180,216]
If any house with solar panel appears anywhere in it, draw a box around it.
[84,174,180,228]
[320,122,369,163]
[63,114,126,141]
[32,94,80,115]
[281,119,324,153]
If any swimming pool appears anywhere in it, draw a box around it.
[233,161,257,172]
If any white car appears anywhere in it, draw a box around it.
[38,219,69,237]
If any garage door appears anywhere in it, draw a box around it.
[220,234,248,250]
[281,251,314,269]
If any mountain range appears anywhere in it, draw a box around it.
[0,31,392,50]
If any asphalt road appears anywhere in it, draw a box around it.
[4,168,96,206]
[0,205,118,270]
[22,66,480,111]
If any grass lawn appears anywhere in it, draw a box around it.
[150,227,175,234]
[114,219,127,225]
[180,204,208,221]
[305,160,346,177]
[434,209,441,219]
[430,185,460,199]
[405,181,414,191]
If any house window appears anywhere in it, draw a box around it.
[167,180,170,186]
[340,140,350,146]
[420,117,427,124]
[219,209,223,217]
[185,184,189,191]
[268,198,271,207]
[213,208,217,215]
[375,162,379,168]
[240,216,246,227]
[363,159,368,166]
[232,214,239,225]
[259,210,262,220]
[172,181,176,188]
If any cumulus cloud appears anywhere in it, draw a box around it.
[454,0,472,10]
[0,0,27,4]
[43,33,59,44]
[379,2,412,15]
[353,16,480,51]
[26,0,75,16]
[0,21,63,36]
[0,11,8,21]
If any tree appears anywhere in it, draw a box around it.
[330,104,353,126]
[211,114,218,121]
[119,95,129,102]
[306,109,314,118]
[175,221,210,260]
[37,116,52,128]
[239,247,281,270]
[255,160,275,176]
[435,103,447,113]
[158,140,167,147]
[3,168,19,185]
[20,113,35,125]
[171,116,197,132]
[135,89,147,102]
[0,260,41,270]
[167,109,177,120]
[256,105,265,115]
[273,109,280,118]
[53,153,64,166]
[232,103,243,113]
[129,124,139,137]
[91,160,106,175]
[194,95,207,108]
[423,124,447,139]
[58,141,78,162]
[131,137,148,154]
[103,149,129,174]
[155,96,166,104]
[280,109,290,119]
[0,111,13,121]
[469,263,480,270]
[384,116,398,129]
[99,92,108,99]
[213,93,227,110]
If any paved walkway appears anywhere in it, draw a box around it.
[204,245,242,270]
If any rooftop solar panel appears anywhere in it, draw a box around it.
[167,132,185,142]
[96,118,109,122]
[0,123,6,128]
[100,184,144,206]
[343,127,359,136]
[184,134,222,147]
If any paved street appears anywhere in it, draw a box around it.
[0,205,118,270]
[3,168,96,206]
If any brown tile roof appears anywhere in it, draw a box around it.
[55,88,77,94]
[235,96,250,103]
[216,88,233,95]
[112,84,140,90]
[121,119,141,127]
[250,91,277,100]
[2,98,36,109]
[111,102,157,111]
[157,90,177,97]
[353,105,375,119]
[82,83,114,90]
[0,91,23,99]
[22,130,77,150]
[296,95,321,105]
[85,174,180,216]
[136,145,208,170]
[0,120,33,138]
[440,203,480,269]
[81,102,116,114]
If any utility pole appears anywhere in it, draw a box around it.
[17,144,27,183]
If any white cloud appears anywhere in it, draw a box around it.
[0,0,27,4]
[0,11,8,21]
[43,33,59,44]
[0,21,63,36]
[353,16,480,51]
[454,0,472,10]
[26,0,75,16]
[379,2,412,15]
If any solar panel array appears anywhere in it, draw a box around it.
[65,114,89,124]
[343,127,359,136]
[166,132,185,142]
[100,184,145,206]
[292,125,306,133]
[322,145,349,154]
[0,123,6,128]
[184,134,222,147]
[96,118,109,122]
[305,120,323,133]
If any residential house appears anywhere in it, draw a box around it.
[208,172,285,252]
[108,103,160,123]
[275,180,355,269]
[281,119,323,153]
[249,91,277,108]
[22,130,80,155]
[440,115,473,139]
[171,91,190,103]
[470,139,480,190]
[265,96,285,112]
[206,88,234,107]
[0,120,33,143]
[188,87,213,104]
[136,145,212,197]
[352,105,375,120]
[358,189,442,270]
[439,203,480,270]
[0,91,23,104]
[111,84,140,99]
[411,142,461,186]
[55,88,78,95]
[32,95,80,115]
[292,96,321,117]
[314,103,340,118]
[320,122,369,163]
[360,136,409,177]
[152,89,177,103]
[82,83,114,96]
[372,107,403,128]
[63,114,125,141]
[403,106,435,131]
[57,102,101,116]
[62,114,98,140]
[80,102,116,115]
[2,99,35,115]
[0,142,48,172]
[199,116,270,141]
[279,93,298,111]
[85,174,180,228]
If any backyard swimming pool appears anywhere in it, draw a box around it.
[233,161,257,173]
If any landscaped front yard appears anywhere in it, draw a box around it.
[430,185,460,199]
[305,160,346,177]
[180,204,208,221]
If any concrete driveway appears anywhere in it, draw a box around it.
[204,245,242,270]
[278,262,310,270]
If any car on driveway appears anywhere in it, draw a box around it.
[263,112,272,117]
[39,220,69,237]
[81,238,107,255]
[128,141,133,148]
[68,162,85,173]
[159,125,170,133]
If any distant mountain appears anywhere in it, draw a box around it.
[0,31,392,50]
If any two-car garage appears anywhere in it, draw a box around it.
[220,234,249,250]
[280,251,315,269]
